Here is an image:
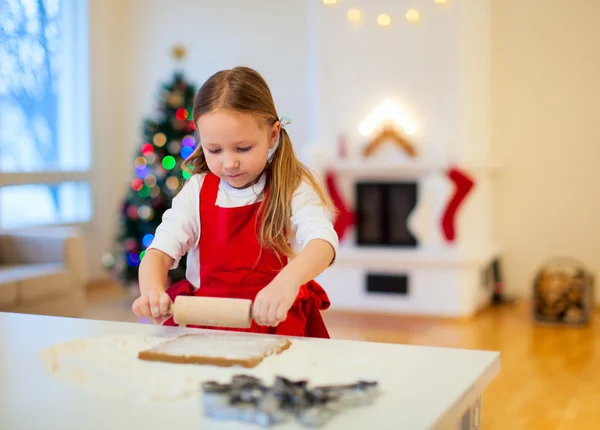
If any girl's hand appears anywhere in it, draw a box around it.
[132,290,172,323]
[135,249,175,323]
[252,279,300,326]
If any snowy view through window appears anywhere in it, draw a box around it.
[0,0,91,228]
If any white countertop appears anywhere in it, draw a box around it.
[0,312,500,430]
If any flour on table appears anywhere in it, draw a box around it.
[40,333,384,404]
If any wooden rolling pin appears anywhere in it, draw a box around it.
[161,296,253,328]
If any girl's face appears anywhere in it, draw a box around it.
[197,109,279,189]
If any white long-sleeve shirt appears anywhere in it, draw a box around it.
[147,172,339,289]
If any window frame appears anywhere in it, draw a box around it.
[0,0,92,230]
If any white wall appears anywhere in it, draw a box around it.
[492,0,600,297]
[87,0,129,281]
[311,1,463,162]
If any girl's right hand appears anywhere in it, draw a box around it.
[132,290,172,321]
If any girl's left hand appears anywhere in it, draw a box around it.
[252,279,300,326]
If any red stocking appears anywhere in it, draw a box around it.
[325,169,355,241]
[441,167,475,242]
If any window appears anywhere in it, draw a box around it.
[0,0,91,228]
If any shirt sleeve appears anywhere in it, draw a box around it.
[291,178,339,261]
[146,174,202,269]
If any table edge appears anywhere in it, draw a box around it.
[428,352,501,429]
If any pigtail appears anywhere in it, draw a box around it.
[257,127,336,261]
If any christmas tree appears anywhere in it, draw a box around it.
[105,47,198,285]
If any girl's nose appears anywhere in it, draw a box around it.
[223,156,240,170]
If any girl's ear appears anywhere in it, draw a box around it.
[269,121,281,149]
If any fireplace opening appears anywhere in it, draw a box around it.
[355,181,418,247]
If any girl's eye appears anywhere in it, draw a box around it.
[207,149,222,154]
[237,146,252,152]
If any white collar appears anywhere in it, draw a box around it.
[218,172,266,197]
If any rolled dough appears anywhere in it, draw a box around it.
[137,332,292,367]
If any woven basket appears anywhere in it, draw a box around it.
[532,256,594,325]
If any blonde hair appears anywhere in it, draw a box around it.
[183,66,335,259]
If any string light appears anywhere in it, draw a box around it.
[150,186,161,198]
[162,155,177,170]
[131,178,143,192]
[142,234,155,247]
[321,0,451,26]
[141,143,154,156]
[182,136,195,147]
[347,9,360,21]
[126,205,138,219]
[124,238,137,251]
[406,9,420,22]
[135,165,149,179]
[166,176,180,191]
[153,133,167,147]
[180,146,194,159]
[175,108,188,121]
[144,174,157,187]
[377,14,391,26]
[138,205,153,220]
[101,253,115,268]
[134,157,147,168]
[127,252,140,266]
[137,185,151,198]
[168,140,181,154]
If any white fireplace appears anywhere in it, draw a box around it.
[306,97,502,318]
[312,144,501,317]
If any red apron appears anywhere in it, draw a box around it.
[162,172,330,338]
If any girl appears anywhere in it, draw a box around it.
[132,66,338,338]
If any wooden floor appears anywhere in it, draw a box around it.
[84,283,600,430]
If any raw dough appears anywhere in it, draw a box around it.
[138,332,292,367]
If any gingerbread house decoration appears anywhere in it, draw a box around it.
[356,98,418,159]
[362,125,417,158]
